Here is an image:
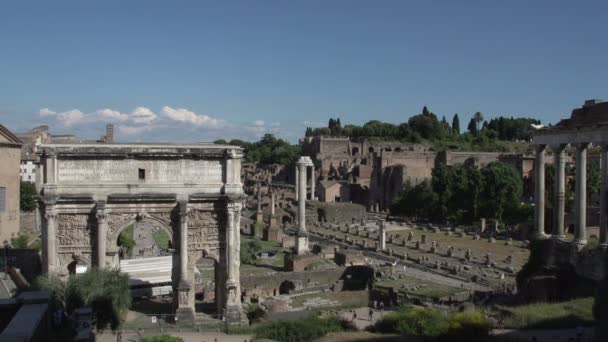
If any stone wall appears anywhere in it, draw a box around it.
[0,143,21,242]
[305,201,367,224]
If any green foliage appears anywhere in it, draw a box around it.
[479,162,523,222]
[486,117,540,141]
[392,162,527,225]
[498,297,595,329]
[587,159,600,200]
[139,335,183,342]
[20,181,37,212]
[452,113,460,135]
[33,269,131,330]
[473,112,485,132]
[395,307,449,337]
[467,117,478,135]
[65,269,132,330]
[253,315,349,342]
[447,310,492,337]
[228,134,302,166]
[10,232,31,249]
[33,273,67,305]
[240,239,263,265]
[117,224,135,257]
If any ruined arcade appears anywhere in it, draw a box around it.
[37,142,246,322]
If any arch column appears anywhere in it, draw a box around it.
[295,166,299,201]
[574,143,590,246]
[43,202,57,274]
[175,201,194,321]
[224,201,245,322]
[310,166,316,200]
[552,144,567,239]
[533,145,547,239]
[95,201,107,268]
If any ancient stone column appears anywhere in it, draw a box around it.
[179,202,189,282]
[553,144,566,239]
[43,203,57,274]
[533,145,547,239]
[575,143,589,245]
[271,192,275,216]
[295,166,299,201]
[378,220,386,250]
[96,202,107,268]
[226,203,236,288]
[296,157,311,255]
[175,201,194,320]
[601,145,608,248]
[310,166,315,200]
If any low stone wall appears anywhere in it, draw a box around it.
[305,201,367,224]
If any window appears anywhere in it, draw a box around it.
[0,187,5,212]
[138,168,145,181]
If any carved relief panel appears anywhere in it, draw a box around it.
[187,209,225,262]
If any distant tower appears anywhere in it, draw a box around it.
[105,124,114,143]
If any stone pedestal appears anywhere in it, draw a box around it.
[295,233,309,256]
[174,280,195,323]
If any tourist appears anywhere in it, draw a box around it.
[368,308,374,321]
[352,311,357,322]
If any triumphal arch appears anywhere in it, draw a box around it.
[37,142,245,322]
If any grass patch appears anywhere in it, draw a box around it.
[289,290,368,309]
[496,297,595,329]
[118,224,135,257]
[242,235,281,249]
[153,229,171,250]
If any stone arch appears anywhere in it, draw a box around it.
[279,280,296,295]
[369,147,374,153]
[192,254,221,314]
[66,253,91,275]
[282,215,293,225]
[108,215,174,253]
[395,147,403,152]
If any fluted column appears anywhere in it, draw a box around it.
[575,143,589,245]
[553,145,566,239]
[296,159,309,255]
[179,202,189,282]
[601,145,608,248]
[226,202,237,305]
[378,220,386,250]
[534,145,547,239]
[43,203,57,274]
[295,167,299,201]
[96,202,107,268]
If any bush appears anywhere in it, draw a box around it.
[118,224,135,257]
[240,239,263,265]
[20,181,37,212]
[140,335,183,342]
[446,310,491,337]
[11,233,31,249]
[253,315,348,342]
[36,269,131,330]
[371,306,449,337]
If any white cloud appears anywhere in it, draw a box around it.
[39,108,56,116]
[117,124,158,136]
[57,109,85,126]
[130,107,157,124]
[253,120,265,127]
[96,108,129,121]
[161,106,223,128]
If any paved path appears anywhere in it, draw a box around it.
[97,331,252,342]
[337,307,388,330]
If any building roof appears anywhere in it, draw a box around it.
[0,124,23,147]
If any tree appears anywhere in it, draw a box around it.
[452,113,460,135]
[305,127,313,137]
[473,112,484,132]
[467,118,478,135]
[587,159,601,204]
[479,162,523,223]
[422,106,430,116]
[35,269,131,330]
[20,181,37,212]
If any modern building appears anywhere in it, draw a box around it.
[0,125,23,242]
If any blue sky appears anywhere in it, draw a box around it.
[1,1,607,142]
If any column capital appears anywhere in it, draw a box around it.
[576,142,591,150]
[179,201,189,217]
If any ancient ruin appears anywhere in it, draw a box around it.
[37,142,246,323]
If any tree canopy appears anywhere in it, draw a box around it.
[214,134,301,166]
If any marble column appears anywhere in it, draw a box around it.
[533,145,547,239]
[271,192,275,216]
[175,201,194,321]
[378,220,386,250]
[575,143,589,245]
[296,161,309,255]
[96,202,107,268]
[224,201,244,322]
[310,167,316,200]
[43,203,57,274]
[601,145,608,248]
[553,144,567,239]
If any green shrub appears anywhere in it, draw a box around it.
[253,315,348,342]
[240,239,263,265]
[447,310,491,337]
[139,335,183,342]
[11,233,31,249]
[371,306,449,337]
[498,297,595,329]
[33,273,67,305]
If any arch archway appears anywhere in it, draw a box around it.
[279,280,296,295]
